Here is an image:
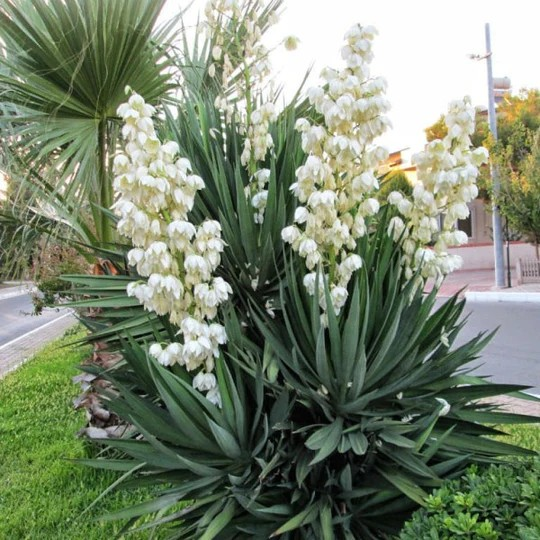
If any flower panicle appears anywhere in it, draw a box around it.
[387,96,489,281]
[204,0,282,224]
[113,91,232,404]
[282,23,390,316]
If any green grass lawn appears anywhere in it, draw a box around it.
[0,328,538,539]
[0,328,160,539]
[498,422,540,451]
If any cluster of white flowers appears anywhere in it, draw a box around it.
[204,0,274,106]
[281,24,391,314]
[246,167,270,224]
[386,96,489,281]
[241,102,277,223]
[240,103,277,166]
[204,0,286,223]
[113,92,232,405]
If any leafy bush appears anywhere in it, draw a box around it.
[31,241,90,314]
[398,457,540,540]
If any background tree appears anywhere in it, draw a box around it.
[495,130,540,257]
[377,169,413,202]
[425,89,539,147]
[496,89,540,157]
[425,109,488,148]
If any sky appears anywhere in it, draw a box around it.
[163,0,539,154]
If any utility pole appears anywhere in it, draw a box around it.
[484,23,506,287]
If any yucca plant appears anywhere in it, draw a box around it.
[60,84,306,436]
[39,1,536,537]
[81,212,538,538]
[59,0,305,351]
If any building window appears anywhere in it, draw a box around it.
[457,214,473,238]
[437,204,476,241]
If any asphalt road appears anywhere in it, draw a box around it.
[448,300,540,395]
[0,293,69,348]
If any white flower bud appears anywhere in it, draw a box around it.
[148,343,163,358]
[295,118,310,132]
[360,198,380,216]
[303,273,317,295]
[330,286,348,312]
[435,397,451,416]
[448,202,469,220]
[341,254,362,273]
[251,190,268,209]
[284,35,299,51]
[388,216,406,241]
[452,230,469,245]
[397,198,412,216]
[298,238,318,256]
[193,372,217,391]
[294,207,309,224]
[471,146,489,166]
[206,387,222,407]
[212,45,222,61]
[387,191,403,205]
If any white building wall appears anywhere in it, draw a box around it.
[450,242,538,270]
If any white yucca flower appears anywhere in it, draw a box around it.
[113,91,232,404]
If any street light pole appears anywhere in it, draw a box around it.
[484,23,506,287]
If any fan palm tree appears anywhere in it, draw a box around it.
[0,0,179,272]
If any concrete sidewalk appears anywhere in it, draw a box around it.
[0,311,78,379]
[429,269,540,302]
[485,395,540,417]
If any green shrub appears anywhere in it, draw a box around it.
[398,457,540,540]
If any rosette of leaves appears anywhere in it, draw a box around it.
[81,210,539,539]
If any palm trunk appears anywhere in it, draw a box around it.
[75,121,122,436]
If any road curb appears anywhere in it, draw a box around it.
[0,284,36,301]
[465,291,540,303]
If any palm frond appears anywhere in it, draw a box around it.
[0,0,181,251]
